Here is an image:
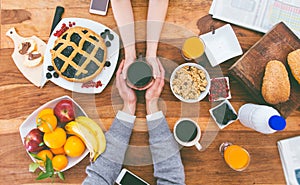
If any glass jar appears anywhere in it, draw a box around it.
[219,142,250,171]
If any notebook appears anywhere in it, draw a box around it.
[209,0,300,38]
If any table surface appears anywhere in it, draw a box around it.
[1,0,300,185]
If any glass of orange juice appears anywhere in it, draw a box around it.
[219,142,250,171]
[181,36,205,61]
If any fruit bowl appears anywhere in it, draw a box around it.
[19,95,89,172]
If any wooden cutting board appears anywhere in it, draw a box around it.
[6,27,46,87]
[229,22,300,118]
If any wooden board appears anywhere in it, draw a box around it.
[6,27,46,87]
[229,22,300,118]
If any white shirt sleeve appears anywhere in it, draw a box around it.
[146,111,164,122]
[116,110,136,123]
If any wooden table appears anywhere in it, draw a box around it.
[1,0,300,184]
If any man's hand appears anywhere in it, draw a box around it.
[145,59,165,114]
[116,60,137,115]
[146,56,161,79]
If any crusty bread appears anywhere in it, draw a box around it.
[287,49,300,84]
[262,60,290,104]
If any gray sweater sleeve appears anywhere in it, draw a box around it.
[82,116,134,185]
[147,113,186,185]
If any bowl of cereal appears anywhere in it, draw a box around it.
[170,63,211,103]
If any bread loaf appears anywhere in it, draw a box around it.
[287,49,300,84]
[262,60,290,104]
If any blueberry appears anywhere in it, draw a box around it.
[100,32,106,39]
[46,72,52,79]
[105,61,111,67]
[47,66,54,71]
[108,33,114,40]
[53,72,59,78]
[105,41,111,47]
[104,29,110,33]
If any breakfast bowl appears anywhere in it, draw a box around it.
[19,95,89,172]
[170,63,211,103]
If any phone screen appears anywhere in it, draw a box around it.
[120,171,148,185]
[91,0,108,11]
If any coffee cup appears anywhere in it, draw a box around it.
[173,118,202,151]
[126,61,153,90]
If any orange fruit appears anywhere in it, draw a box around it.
[37,149,53,161]
[43,127,66,149]
[37,114,57,133]
[52,155,68,171]
[50,147,65,155]
[64,136,86,157]
[36,150,53,166]
[36,108,54,121]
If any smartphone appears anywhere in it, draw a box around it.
[115,168,150,185]
[89,0,109,15]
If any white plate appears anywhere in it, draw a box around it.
[19,95,89,172]
[170,63,211,103]
[44,18,120,94]
[200,24,243,67]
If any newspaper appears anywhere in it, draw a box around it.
[277,136,300,185]
[209,0,300,38]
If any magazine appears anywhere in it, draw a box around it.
[209,0,300,38]
[277,136,300,185]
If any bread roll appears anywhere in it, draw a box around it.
[287,49,300,84]
[262,60,290,104]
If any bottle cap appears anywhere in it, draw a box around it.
[269,115,286,131]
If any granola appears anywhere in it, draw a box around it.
[172,66,208,100]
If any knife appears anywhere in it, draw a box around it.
[40,6,65,88]
[50,6,65,36]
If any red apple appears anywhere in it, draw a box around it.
[24,128,44,152]
[54,99,75,123]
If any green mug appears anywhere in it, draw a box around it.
[126,58,153,90]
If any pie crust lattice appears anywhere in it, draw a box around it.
[51,26,107,83]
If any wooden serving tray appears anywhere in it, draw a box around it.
[229,22,300,118]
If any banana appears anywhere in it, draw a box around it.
[75,116,106,161]
[65,121,99,161]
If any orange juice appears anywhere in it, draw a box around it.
[224,145,250,171]
[181,37,205,60]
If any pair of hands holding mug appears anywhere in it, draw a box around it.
[122,57,161,80]
[116,58,165,115]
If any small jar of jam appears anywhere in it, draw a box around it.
[126,56,154,90]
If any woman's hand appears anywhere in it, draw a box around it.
[121,56,136,80]
[116,60,137,115]
[145,58,165,114]
[146,56,161,79]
